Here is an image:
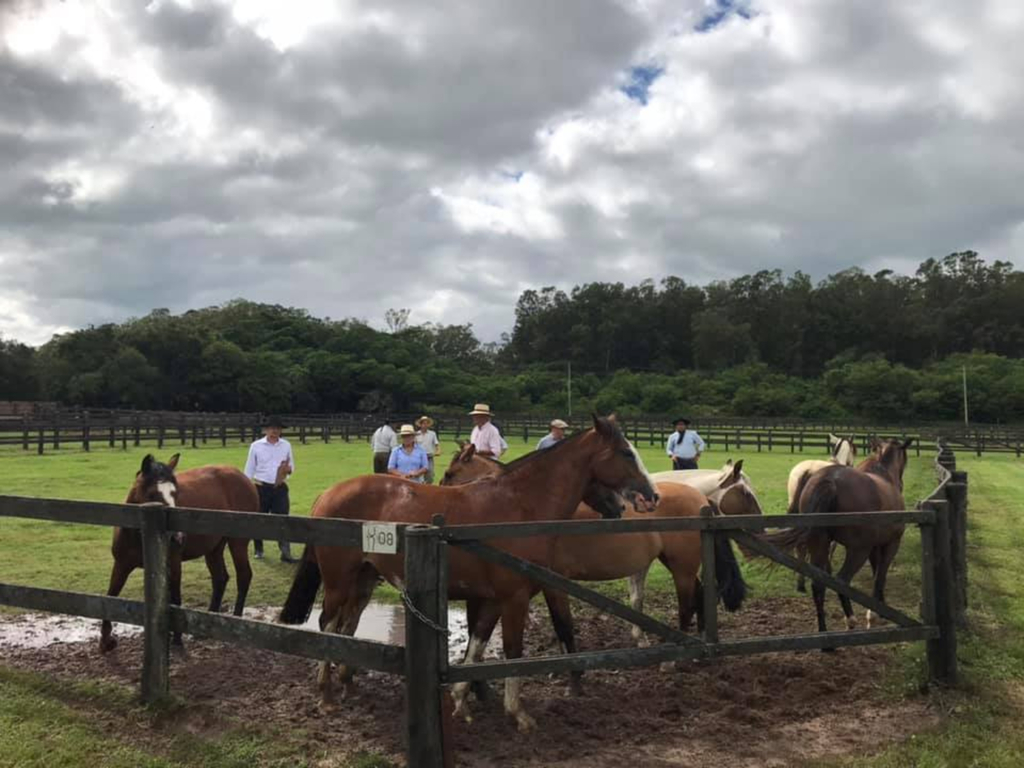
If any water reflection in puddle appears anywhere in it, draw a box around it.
[0,603,500,660]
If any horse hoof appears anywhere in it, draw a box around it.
[98,636,117,654]
[515,712,537,733]
[844,617,856,631]
[318,699,339,714]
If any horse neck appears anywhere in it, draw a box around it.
[492,436,599,521]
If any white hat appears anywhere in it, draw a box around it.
[550,419,569,429]
[399,424,416,436]
[468,403,494,416]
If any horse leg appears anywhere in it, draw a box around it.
[542,589,583,696]
[834,546,872,631]
[169,552,184,647]
[335,564,379,696]
[316,589,345,711]
[867,538,901,629]
[205,541,230,613]
[627,564,651,647]
[464,599,493,704]
[795,542,808,593]
[99,557,137,653]
[452,599,502,721]
[658,555,699,671]
[807,534,832,635]
[226,537,253,616]
[501,597,537,734]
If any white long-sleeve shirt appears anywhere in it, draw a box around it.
[666,430,705,459]
[371,425,398,453]
[244,437,294,485]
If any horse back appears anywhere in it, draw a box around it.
[176,465,260,513]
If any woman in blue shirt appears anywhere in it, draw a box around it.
[388,424,430,482]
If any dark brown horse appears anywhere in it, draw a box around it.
[99,454,258,653]
[441,445,750,646]
[768,438,912,634]
[280,416,658,732]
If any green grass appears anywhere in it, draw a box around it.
[1,438,1023,765]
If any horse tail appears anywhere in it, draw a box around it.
[760,474,838,554]
[787,469,814,517]
[714,534,747,612]
[279,545,321,624]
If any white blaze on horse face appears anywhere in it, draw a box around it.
[156,482,177,507]
[627,440,656,500]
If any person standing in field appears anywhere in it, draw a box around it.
[666,417,705,470]
[415,415,441,484]
[468,403,505,458]
[243,415,297,563]
[388,424,430,482]
[370,417,398,474]
[536,418,569,450]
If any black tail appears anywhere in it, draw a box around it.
[279,545,322,624]
[714,534,747,611]
[759,474,839,555]
[788,469,814,516]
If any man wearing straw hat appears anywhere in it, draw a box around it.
[415,415,441,484]
[536,418,569,450]
[243,415,298,562]
[469,403,505,458]
[388,424,431,483]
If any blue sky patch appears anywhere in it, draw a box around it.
[621,65,664,105]
[696,0,753,33]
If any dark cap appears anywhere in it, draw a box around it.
[673,417,691,426]
[263,415,285,429]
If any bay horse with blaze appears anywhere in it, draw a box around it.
[99,453,258,653]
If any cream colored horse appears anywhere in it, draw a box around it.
[651,459,751,496]
[786,434,857,509]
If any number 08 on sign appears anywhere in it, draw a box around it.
[362,522,399,554]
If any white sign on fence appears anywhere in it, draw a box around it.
[362,522,399,554]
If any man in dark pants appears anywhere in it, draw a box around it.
[666,417,705,470]
[243,416,297,563]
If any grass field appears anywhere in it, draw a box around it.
[1,437,1023,766]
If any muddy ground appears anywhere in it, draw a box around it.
[0,594,939,767]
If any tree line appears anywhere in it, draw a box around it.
[1,251,1022,423]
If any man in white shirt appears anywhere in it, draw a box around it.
[468,403,504,458]
[666,417,705,470]
[243,415,297,562]
[536,418,568,451]
[414,415,442,484]
[370,418,399,474]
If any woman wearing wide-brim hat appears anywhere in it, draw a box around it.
[387,424,430,483]
[415,416,441,484]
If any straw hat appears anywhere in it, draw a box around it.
[468,403,494,416]
[416,415,435,428]
[550,419,569,429]
[399,424,416,437]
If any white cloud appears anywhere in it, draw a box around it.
[0,0,1021,347]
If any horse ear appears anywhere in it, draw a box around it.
[167,453,180,471]
[592,413,612,436]
[829,433,839,445]
[733,459,744,478]
[724,458,733,467]
[461,444,477,462]
[902,437,914,450]
[140,454,155,476]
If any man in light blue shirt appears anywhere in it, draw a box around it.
[667,417,705,470]
[536,418,568,450]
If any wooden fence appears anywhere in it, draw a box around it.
[2,408,1021,456]
[0,446,967,766]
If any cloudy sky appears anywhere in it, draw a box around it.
[2,0,1022,346]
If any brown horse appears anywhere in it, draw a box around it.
[279,416,658,732]
[767,438,912,634]
[99,453,258,653]
[442,445,749,693]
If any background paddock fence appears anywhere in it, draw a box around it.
[2,407,1022,455]
[0,445,968,766]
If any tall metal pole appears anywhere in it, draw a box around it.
[962,365,969,430]
[567,361,572,417]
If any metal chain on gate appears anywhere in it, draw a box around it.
[400,589,451,636]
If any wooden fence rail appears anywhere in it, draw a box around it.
[0,445,967,767]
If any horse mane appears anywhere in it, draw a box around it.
[500,427,592,473]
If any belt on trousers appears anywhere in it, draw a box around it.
[254,481,287,488]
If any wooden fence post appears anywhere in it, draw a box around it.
[82,416,90,452]
[699,506,718,644]
[37,427,44,455]
[922,499,957,685]
[140,503,172,702]
[947,471,969,628]
[22,419,29,451]
[404,525,449,768]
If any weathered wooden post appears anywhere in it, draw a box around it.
[921,499,957,685]
[404,524,449,768]
[947,470,969,628]
[140,503,172,702]
[699,506,718,644]
[37,426,44,455]
[22,418,29,451]
[82,415,90,452]
[191,425,198,449]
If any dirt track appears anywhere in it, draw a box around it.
[0,594,939,767]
